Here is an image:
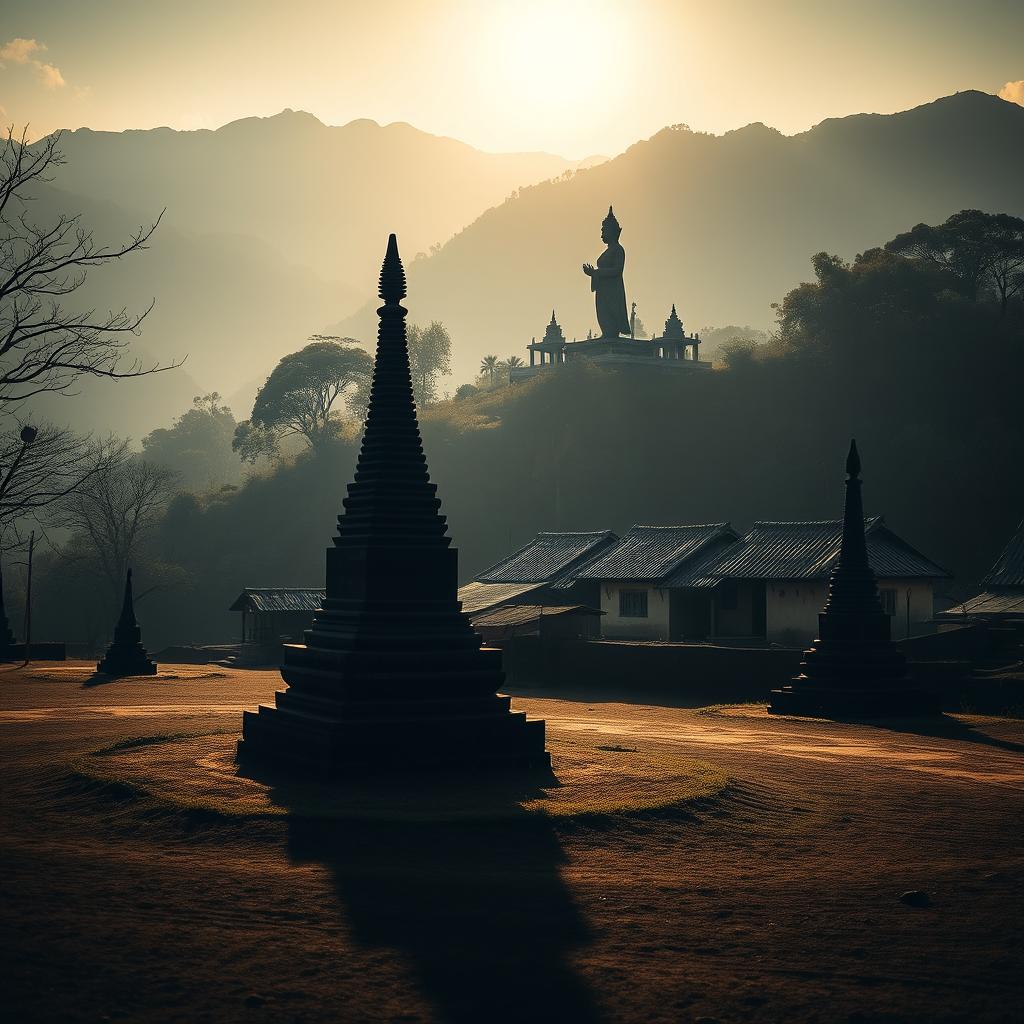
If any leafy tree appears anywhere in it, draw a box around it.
[232,339,372,462]
[479,354,500,386]
[142,393,240,489]
[885,209,1024,316]
[454,383,479,400]
[408,321,451,406]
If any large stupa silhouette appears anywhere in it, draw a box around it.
[239,235,548,774]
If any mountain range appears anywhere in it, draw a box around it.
[22,90,1024,435]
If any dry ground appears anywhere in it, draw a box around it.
[2,662,1023,1024]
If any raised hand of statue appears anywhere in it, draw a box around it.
[582,263,594,277]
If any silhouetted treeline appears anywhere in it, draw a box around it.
[24,222,1024,650]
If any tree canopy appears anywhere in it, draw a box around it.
[142,394,239,489]
[232,339,372,461]
[408,322,452,406]
[884,209,1024,316]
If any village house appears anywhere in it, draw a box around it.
[458,530,617,636]
[573,524,740,641]
[936,519,1024,631]
[486,518,948,646]
[688,518,950,645]
[229,588,325,657]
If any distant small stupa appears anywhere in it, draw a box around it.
[96,569,158,677]
[661,304,685,341]
[543,310,566,345]
[769,441,935,717]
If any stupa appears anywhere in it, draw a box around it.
[769,441,935,717]
[96,569,158,676]
[239,235,549,774]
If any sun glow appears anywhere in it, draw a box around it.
[474,1,636,150]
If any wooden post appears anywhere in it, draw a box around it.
[23,530,34,663]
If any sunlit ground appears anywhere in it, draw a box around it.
[3,662,1023,1023]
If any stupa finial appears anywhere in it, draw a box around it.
[378,233,407,304]
[846,438,861,479]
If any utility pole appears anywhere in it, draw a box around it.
[23,529,34,664]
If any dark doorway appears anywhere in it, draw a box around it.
[751,582,767,637]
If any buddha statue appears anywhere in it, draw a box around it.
[582,206,630,339]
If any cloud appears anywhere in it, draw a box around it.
[0,37,44,64]
[998,80,1024,106]
[0,37,66,89]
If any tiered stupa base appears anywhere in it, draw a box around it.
[239,592,549,775]
[770,611,936,718]
[96,645,157,677]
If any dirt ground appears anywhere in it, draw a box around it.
[2,662,1023,1024]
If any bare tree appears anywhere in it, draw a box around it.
[0,421,119,534]
[1,125,175,406]
[60,453,178,607]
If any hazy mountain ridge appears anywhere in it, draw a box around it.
[337,91,1024,383]
[51,111,584,294]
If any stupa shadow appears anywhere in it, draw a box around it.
[280,783,602,1024]
[866,712,1024,755]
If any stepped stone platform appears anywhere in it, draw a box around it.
[239,235,548,775]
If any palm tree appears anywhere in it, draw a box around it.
[479,354,500,386]
[505,355,524,383]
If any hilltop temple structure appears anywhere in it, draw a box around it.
[512,207,711,381]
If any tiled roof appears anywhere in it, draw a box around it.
[471,603,603,629]
[686,518,948,584]
[981,520,1024,588]
[476,530,618,585]
[229,588,325,613]
[457,581,543,615]
[576,524,737,582]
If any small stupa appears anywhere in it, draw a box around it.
[661,304,685,341]
[96,569,158,677]
[769,441,935,718]
[239,235,548,774]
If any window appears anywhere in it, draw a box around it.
[619,589,648,618]
[879,588,897,616]
[719,581,738,611]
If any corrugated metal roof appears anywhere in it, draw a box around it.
[576,524,736,582]
[471,603,603,629]
[476,530,618,585]
[981,520,1024,588]
[457,581,543,615]
[937,590,1024,618]
[666,534,748,588]
[229,588,325,613]
[686,518,948,584]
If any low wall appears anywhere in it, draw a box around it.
[500,636,803,702]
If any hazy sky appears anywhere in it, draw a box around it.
[1,0,1022,157]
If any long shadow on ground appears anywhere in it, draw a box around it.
[273,775,602,1024]
[867,712,1024,755]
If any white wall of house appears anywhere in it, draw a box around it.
[599,583,671,640]
[765,578,934,645]
[765,582,827,645]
